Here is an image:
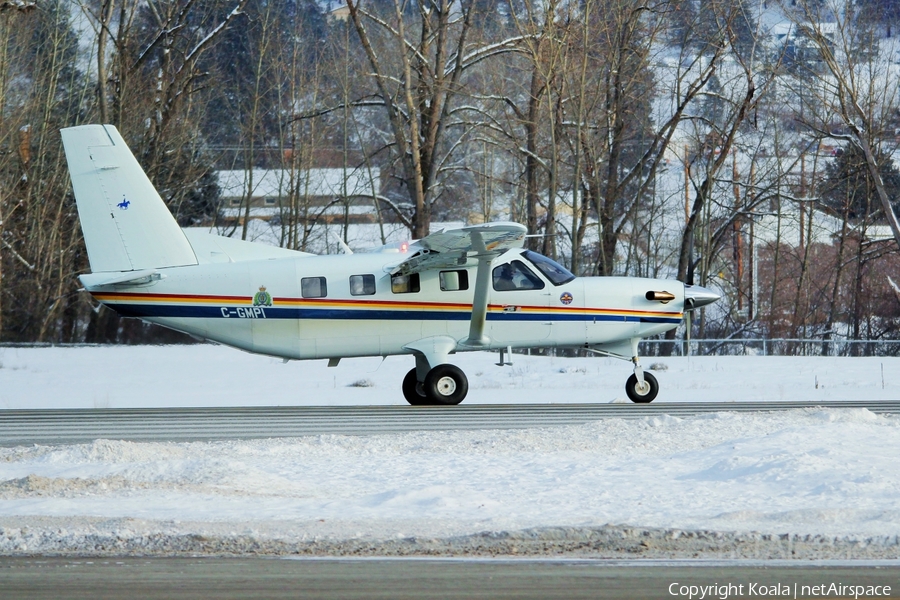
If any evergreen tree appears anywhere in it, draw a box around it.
[203,0,330,150]
[856,0,900,37]
[667,0,697,46]
[821,143,900,221]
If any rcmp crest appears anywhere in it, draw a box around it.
[253,285,273,307]
[559,291,573,305]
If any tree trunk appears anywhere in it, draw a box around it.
[525,67,542,249]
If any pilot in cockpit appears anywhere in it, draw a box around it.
[493,263,518,291]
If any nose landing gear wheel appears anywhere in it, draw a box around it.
[424,364,468,405]
[402,368,429,405]
[626,371,658,403]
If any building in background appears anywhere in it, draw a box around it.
[217,167,382,225]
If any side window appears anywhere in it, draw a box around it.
[492,260,545,291]
[391,272,420,294]
[301,276,327,298]
[439,270,469,291]
[350,274,376,296]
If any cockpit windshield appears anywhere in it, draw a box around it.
[522,250,576,286]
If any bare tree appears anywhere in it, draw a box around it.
[0,1,91,342]
[345,0,520,238]
[570,0,722,276]
[782,0,900,348]
[786,0,900,248]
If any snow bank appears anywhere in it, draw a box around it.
[0,409,899,556]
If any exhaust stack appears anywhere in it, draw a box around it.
[645,290,676,304]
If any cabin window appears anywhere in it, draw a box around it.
[522,250,576,285]
[492,260,545,291]
[264,197,276,205]
[439,270,469,291]
[391,272,420,294]
[301,276,327,298]
[350,274,376,296]
[230,198,241,206]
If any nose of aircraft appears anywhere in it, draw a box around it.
[684,284,721,309]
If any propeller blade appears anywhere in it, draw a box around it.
[685,309,692,357]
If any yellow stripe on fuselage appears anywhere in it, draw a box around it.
[90,291,682,319]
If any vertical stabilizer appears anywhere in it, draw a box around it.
[61,124,198,273]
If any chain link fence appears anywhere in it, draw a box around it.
[640,338,900,357]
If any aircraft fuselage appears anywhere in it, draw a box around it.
[87,250,684,361]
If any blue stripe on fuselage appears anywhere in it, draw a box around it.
[107,303,681,324]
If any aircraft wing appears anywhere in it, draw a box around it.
[391,221,527,349]
[390,222,527,276]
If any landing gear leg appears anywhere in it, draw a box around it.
[401,340,469,406]
[626,355,658,403]
[401,354,432,406]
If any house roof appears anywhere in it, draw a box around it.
[768,21,838,40]
[217,168,380,200]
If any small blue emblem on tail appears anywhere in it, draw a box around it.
[117,196,130,210]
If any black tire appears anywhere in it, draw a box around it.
[402,368,429,405]
[626,371,659,403]
[423,364,468,405]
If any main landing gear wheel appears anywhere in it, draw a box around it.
[402,368,429,405]
[424,364,468,405]
[626,371,659,403]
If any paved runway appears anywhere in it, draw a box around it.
[1,400,898,445]
[1,557,898,599]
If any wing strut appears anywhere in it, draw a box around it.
[463,231,492,347]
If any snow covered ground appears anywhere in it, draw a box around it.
[1,344,899,408]
[1,345,899,557]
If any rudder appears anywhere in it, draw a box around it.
[61,124,198,273]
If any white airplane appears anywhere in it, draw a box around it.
[62,124,720,405]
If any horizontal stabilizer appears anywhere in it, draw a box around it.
[61,124,198,273]
[79,269,163,288]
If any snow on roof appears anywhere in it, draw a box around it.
[749,205,897,246]
[220,204,379,218]
[862,224,896,241]
[217,168,380,200]
[751,205,839,246]
[768,21,838,39]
